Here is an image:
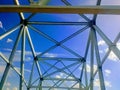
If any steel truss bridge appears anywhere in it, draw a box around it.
[0,0,120,90]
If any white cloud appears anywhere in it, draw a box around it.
[15,49,58,57]
[0,21,3,28]
[4,48,35,55]
[6,38,13,43]
[16,50,33,56]
[73,83,79,88]
[24,68,31,73]
[99,50,104,53]
[56,75,61,78]
[86,64,97,73]
[105,69,111,77]
[86,64,90,73]
[94,79,100,87]
[98,41,119,62]
[104,42,120,62]
[4,48,58,57]
[55,72,73,79]
[104,48,109,52]
[4,48,12,52]
[55,73,65,79]
[13,87,18,90]
[108,51,119,61]
[0,21,6,32]
[44,53,58,57]
[105,69,111,74]
[5,82,11,86]
[2,49,34,62]
[117,42,120,50]
[105,81,112,87]
[98,40,105,46]
[14,67,31,73]
[3,48,58,61]
[6,88,10,90]
[0,65,14,77]
[25,56,32,61]
[94,79,112,88]
[0,65,5,73]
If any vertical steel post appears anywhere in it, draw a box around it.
[92,29,106,90]
[79,63,84,90]
[26,27,36,89]
[39,81,42,90]
[90,29,94,90]
[20,26,26,90]
[84,30,91,90]
[26,27,43,89]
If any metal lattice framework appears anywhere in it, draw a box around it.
[0,0,120,90]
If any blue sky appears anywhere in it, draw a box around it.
[0,0,120,90]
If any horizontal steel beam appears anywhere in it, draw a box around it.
[28,21,89,25]
[1,5,120,14]
[37,57,83,61]
[31,86,79,89]
[44,78,77,81]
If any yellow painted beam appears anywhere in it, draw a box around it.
[0,5,120,14]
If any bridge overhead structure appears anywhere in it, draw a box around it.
[0,0,120,90]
